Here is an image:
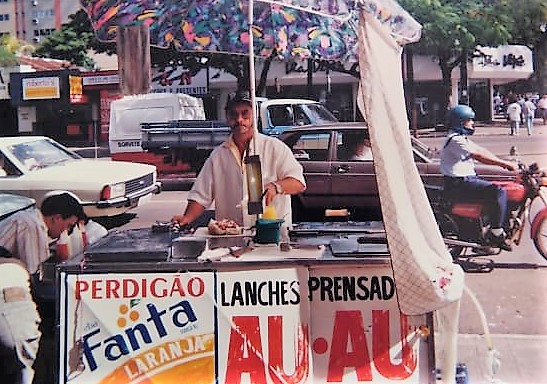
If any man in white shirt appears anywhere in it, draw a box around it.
[522,97,537,135]
[506,96,521,136]
[172,90,306,229]
[537,94,547,125]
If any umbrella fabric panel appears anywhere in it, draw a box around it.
[80,0,420,61]
[81,0,359,61]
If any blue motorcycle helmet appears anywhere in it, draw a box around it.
[449,104,476,135]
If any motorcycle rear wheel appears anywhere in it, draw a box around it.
[436,213,464,258]
[533,214,547,260]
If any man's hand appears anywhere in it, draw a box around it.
[171,200,206,228]
[503,161,517,172]
[263,182,279,207]
[171,214,190,226]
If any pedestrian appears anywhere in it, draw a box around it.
[0,193,83,384]
[522,97,537,135]
[537,94,547,125]
[440,105,517,251]
[172,90,306,229]
[517,95,525,124]
[506,95,521,135]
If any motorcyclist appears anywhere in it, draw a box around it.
[440,104,517,251]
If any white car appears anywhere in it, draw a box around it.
[0,136,162,217]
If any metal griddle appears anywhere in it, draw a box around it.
[290,222,389,257]
[84,228,172,262]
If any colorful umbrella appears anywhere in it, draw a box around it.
[80,0,421,63]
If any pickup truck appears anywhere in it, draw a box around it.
[140,119,231,173]
[110,93,338,176]
[255,98,339,136]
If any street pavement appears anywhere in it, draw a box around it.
[71,118,547,383]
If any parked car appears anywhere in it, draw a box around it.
[278,123,515,221]
[0,193,36,223]
[0,136,161,218]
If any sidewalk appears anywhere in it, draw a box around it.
[457,333,547,383]
[417,117,547,138]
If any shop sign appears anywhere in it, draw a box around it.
[471,45,533,77]
[0,67,8,100]
[285,60,359,77]
[82,73,120,86]
[22,76,60,100]
[59,265,429,383]
[151,66,208,95]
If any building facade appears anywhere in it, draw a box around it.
[0,0,79,42]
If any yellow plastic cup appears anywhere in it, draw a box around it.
[262,205,277,220]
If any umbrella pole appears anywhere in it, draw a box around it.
[248,0,258,154]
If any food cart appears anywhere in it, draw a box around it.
[55,222,436,383]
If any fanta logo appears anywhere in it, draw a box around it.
[83,300,198,371]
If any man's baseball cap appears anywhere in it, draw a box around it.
[225,90,252,111]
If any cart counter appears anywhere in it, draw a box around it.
[56,225,435,384]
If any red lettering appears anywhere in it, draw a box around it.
[225,316,267,384]
[91,280,102,299]
[187,277,205,297]
[73,277,207,299]
[181,72,191,85]
[122,279,138,298]
[105,279,120,298]
[75,280,88,300]
[268,316,309,384]
[141,278,147,297]
[327,310,372,382]
[372,311,416,379]
[150,277,167,297]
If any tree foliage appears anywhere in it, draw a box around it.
[35,3,546,98]
[400,0,547,107]
[0,35,35,67]
[400,0,514,108]
[33,10,99,70]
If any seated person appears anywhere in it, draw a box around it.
[348,132,373,161]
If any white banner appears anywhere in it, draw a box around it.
[471,45,534,79]
[151,66,208,95]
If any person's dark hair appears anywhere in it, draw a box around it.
[41,193,83,219]
[225,89,252,111]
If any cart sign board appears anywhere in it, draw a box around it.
[59,265,430,383]
[216,268,311,384]
[58,272,216,383]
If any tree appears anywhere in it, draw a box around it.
[0,36,19,67]
[399,0,513,112]
[0,36,35,67]
[33,10,104,70]
[504,0,547,93]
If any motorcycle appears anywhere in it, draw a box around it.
[426,162,547,259]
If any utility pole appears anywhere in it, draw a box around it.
[117,25,151,95]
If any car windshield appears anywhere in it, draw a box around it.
[302,104,339,124]
[411,137,437,160]
[7,139,81,171]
